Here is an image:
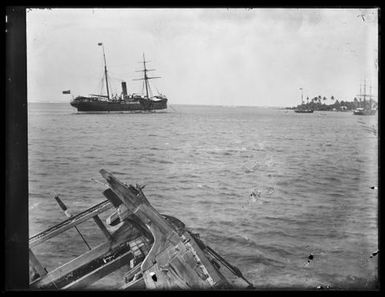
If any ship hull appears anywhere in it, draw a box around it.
[294,109,314,113]
[70,99,167,112]
[353,109,376,115]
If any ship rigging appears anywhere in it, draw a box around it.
[69,43,168,112]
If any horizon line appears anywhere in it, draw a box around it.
[27,102,289,108]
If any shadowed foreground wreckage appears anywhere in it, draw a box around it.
[29,169,253,289]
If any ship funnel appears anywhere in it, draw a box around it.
[121,82,128,97]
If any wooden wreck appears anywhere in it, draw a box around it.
[29,169,254,290]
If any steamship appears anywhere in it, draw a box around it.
[69,43,167,112]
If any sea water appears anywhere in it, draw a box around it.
[28,103,378,289]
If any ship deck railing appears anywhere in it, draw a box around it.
[29,198,148,290]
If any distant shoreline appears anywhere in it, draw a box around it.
[27,102,290,109]
[288,99,378,112]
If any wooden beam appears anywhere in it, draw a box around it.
[100,170,216,289]
[99,170,177,240]
[98,170,231,289]
[29,200,113,248]
[29,249,47,278]
[182,232,230,288]
[121,276,146,290]
[102,188,122,207]
[62,250,134,289]
[31,222,141,288]
[32,241,110,288]
[122,263,141,283]
[93,215,112,241]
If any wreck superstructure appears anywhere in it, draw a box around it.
[29,170,253,290]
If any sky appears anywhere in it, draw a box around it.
[26,8,378,107]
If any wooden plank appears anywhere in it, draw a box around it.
[140,223,180,271]
[102,188,122,207]
[62,250,134,289]
[32,241,110,288]
[32,222,141,288]
[140,225,230,289]
[100,170,140,209]
[150,244,208,289]
[182,232,230,288]
[139,228,218,289]
[162,215,185,235]
[100,170,175,236]
[100,171,181,262]
[136,204,176,237]
[122,263,141,283]
[106,210,120,226]
[29,249,47,278]
[29,200,113,248]
[93,215,112,241]
[169,255,208,288]
[121,276,146,290]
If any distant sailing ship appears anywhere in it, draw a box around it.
[353,81,376,116]
[69,43,167,112]
[294,88,314,113]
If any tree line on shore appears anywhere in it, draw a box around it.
[287,95,378,111]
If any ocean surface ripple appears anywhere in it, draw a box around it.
[28,103,378,289]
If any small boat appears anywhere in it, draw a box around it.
[353,107,376,116]
[69,43,167,113]
[29,170,253,290]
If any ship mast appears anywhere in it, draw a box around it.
[133,53,161,99]
[356,79,376,110]
[98,42,110,100]
[299,88,304,104]
[368,82,376,109]
[359,84,362,107]
[143,53,150,99]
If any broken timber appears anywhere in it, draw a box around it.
[29,169,253,289]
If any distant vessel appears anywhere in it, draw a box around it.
[353,108,376,116]
[294,87,314,113]
[70,43,167,112]
[353,81,376,116]
[294,109,314,113]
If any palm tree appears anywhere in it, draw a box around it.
[353,97,358,108]
[335,99,340,108]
